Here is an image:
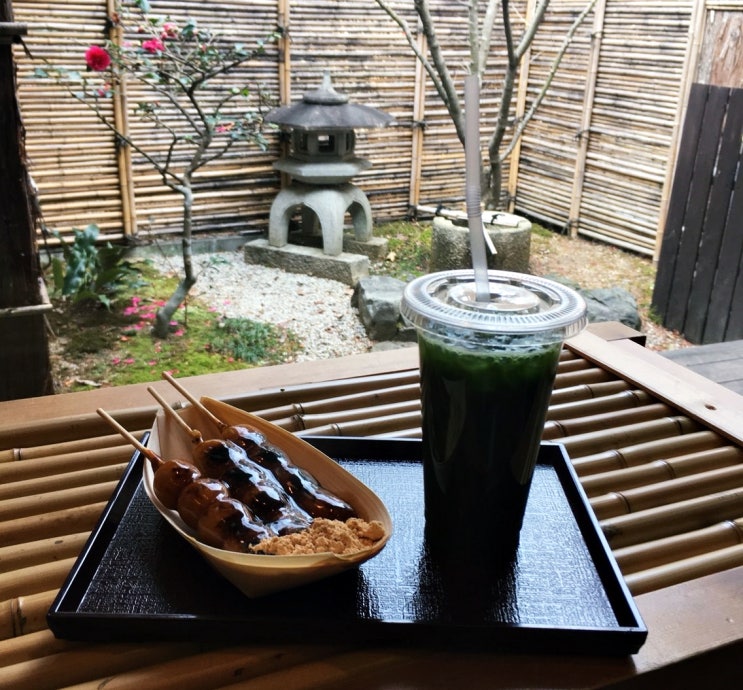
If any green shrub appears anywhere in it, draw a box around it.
[50,224,140,308]
[209,316,301,365]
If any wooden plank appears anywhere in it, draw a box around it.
[707,147,743,342]
[663,86,730,334]
[727,237,743,340]
[651,83,709,318]
[567,330,743,447]
[685,87,743,343]
[706,207,743,345]
[663,341,743,396]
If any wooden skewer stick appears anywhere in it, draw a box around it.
[161,372,226,432]
[146,385,203,445]
[95,408,161,467]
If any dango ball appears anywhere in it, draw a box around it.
[196,497,271,551]
[194,439,247,479]
[153,459,201,509]
[177,477,229,529]
[222,425,265,457]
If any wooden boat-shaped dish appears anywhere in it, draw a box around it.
[143,397,393,598]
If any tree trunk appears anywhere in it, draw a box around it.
[152,183,197,338]
[0,2,54,400]
[482,157,504,210]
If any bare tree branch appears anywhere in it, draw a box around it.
[502,0,599,161]
[374,0,466,141]
[374,0,596,208]
[478,0,500,72]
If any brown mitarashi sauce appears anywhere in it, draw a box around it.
[148,425,358,553]
[223,426,356,522]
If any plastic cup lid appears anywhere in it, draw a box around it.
[400,270,587,338]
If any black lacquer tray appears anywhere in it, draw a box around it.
[48,437,647,655]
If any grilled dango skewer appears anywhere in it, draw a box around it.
[161,373,357,521]
[96,408,273,552]
[146,388,314,533]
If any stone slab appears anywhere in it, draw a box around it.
[128,234,250,259]
[243,239,369,286]
[287,232,389,261]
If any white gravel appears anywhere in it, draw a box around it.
[147,250,373,362]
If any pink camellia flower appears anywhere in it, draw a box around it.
[161,22,178,39]
[142,38,165,54]
[85,45,111,72]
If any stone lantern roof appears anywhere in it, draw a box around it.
[266,72,394,131]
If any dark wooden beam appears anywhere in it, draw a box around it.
[0,0,53,400]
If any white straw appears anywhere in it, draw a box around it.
[464,74,490,302]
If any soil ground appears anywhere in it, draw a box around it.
[528,230,689,351]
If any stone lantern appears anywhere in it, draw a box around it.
[265,72,394,256]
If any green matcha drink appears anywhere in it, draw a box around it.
[401,270,586,561]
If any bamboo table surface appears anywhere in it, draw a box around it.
[1,329,742,689]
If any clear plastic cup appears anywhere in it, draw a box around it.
[400,270,587,561]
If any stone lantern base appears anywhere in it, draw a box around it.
[269,181,374,257]
[244,237,386,287]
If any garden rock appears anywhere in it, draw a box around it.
[580,287,642,330]
[352,276,416,342]
[543,275,642,330]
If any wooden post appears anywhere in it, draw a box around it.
[653,0,707,262]
[568,0,606,238]
[408,23,426,212]
[276,0,291,189]
[107,0,136,238]
[506,0,536,214]
[278,0,291,105]
[0,0,54,400]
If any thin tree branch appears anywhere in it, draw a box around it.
[514,0,551,61]
[479,0,501,71]
[414,0,466,142]
[501,0,598,161]
[373,1,445,105]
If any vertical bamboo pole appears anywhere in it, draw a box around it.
[277,0,291,189]
[652,0,708,262]
[506,0,535,213]
[408,23,426,212]
[568,0,606,238]
[107,0,136,237]
[277,0,291,105]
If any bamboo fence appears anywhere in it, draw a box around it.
[11,0,739,256]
